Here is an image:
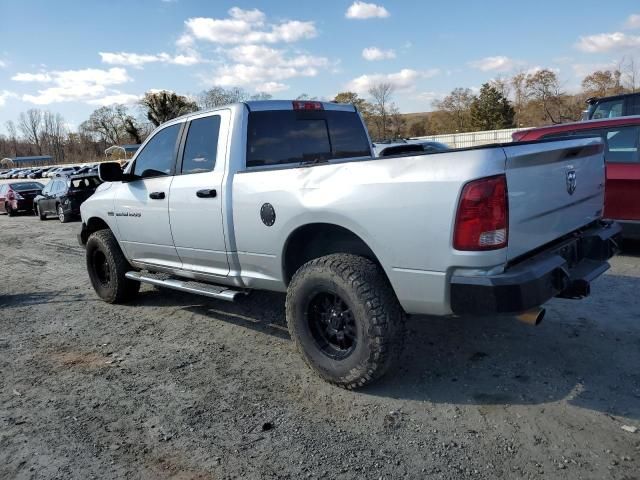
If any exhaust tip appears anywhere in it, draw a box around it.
[516,308,545,326]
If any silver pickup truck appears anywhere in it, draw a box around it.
[79,100,620,388]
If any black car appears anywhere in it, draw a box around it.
[34,174,102,223]
[27,168,46,179]
[585,92,640,120]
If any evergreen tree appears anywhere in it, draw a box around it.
[470,83,516,130]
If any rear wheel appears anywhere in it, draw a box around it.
[86,229,140,303]
[57,204,69,223]
[286,254,406,389]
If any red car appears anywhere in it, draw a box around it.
[513,116,640,238]
[0,181,44,216]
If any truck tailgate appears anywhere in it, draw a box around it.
[504,138,605,261]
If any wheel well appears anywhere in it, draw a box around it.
[282,223,382,284]
[81,217,111,245]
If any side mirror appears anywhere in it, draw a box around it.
[98,162,126,182]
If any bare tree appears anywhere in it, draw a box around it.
[5,120,19,157]
[622,56,639,92]
[510,72,529,127]
[41,111,67,162]
[198,86,273,109]
[525,69,566,124]
[368,82,395,140]
[18,109,43,155]
[433,87,475,132]
[581,70,623,97]
[490,76,511,100]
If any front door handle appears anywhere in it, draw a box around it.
[149,191,165,200]
[196,189,217,198]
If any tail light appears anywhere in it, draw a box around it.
[453,174,508,251]
[6,189,22,200]
[292,101,323,111]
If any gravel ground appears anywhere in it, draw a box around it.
[1,210,639,480]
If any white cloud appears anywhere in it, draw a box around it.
[571,61,619,78]
[576,32,640,53]
[207,44,330,91]
[86,93,141,106]
[228,6,265,23]
[184,8,316,44]
[176,34,195,49]
[12,72,52,82]
[468,56,523,72]
[0,59,6,69]
[99,51,201,67]
[346,68,439,95]
[256,82,288,93]
[13,67,132,105]
[345,1,389,19]
[0,90,17,107]
[625,13,640,29]
[362,47,396,61]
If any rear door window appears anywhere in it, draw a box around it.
[246,110,371,168]
[181,115,221,174]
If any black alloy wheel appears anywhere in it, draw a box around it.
[307,291,357,360]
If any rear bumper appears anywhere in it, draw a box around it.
[450,221,621,315]
[15,199,35,212]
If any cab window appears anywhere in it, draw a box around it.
[132,124,181,178]
[591,99,623,119]
[181,116,221,174]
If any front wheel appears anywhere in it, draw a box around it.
[36,203,46,220]
[286,254,406,389]
[86,229,140,303]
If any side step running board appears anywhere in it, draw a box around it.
[125,271,244,302]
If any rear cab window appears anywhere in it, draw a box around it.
[246,109,371,168]
[590,99,624,119]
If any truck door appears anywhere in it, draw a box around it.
[115,123,183,268]
[168,111,230,277]
[602,125,640,221]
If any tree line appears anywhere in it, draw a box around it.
[1,56,638,164]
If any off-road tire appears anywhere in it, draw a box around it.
[86,229,140,303]
[286,254,406,389]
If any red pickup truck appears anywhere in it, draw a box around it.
[513,116,640,238]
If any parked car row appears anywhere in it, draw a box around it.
[0,163,100,180]
[0,173,102,221]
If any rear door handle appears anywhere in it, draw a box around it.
[196,189,217,198]
[149,191,165,200]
